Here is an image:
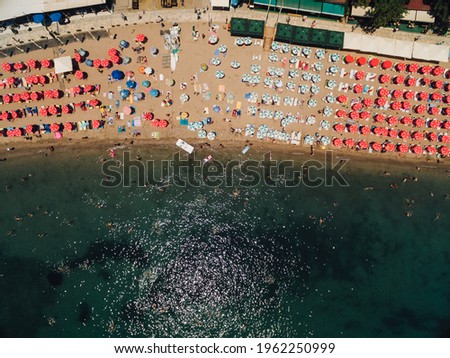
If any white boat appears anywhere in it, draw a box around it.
[203,155,213,163]
[176,139,194,154]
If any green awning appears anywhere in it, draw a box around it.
[292,26,311,45]
[322,3,345,17]
[299,0,322,13]
[309,29,327,46]
[230,18,265,38]
[275,23,293,43]
[327,31,344,49]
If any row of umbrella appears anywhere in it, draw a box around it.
[2,59,53,72]
[332,137,449,155]
[376,88,447,102]
[378,74,444,88]
[3,120,103,137]
[342,56,446,77]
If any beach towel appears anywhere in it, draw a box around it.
[214,49,220,56]
[133,119,142,127]
[180,119,188,126]
[159,74,164,81]
[218,84,225,93]
[151,132,160,139]
[202,83,209,91]
[236,101,242,110]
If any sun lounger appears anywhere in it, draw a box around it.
[363,85,370,94]
[340,68,348,78]
[366,73,376,82]
[368,86,374,95]
[349,69,356,80]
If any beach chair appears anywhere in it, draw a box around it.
[218,84,225,93]
[349,69,356,80]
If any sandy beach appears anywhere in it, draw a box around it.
[0,11,449,165]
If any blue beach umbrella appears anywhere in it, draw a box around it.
[150,89,160,98]
[85,59,93,67]
[142,80,150,88]
[32,14,45,24]
[213,105,221,113]
[123,56,131,64]
[111,70,125,80]
[49,12,63,23]
[120,40,129,48]
[120,89,130,99]
[134,92,144,101]
[126,80,137,89]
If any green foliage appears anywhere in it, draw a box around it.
[352,0,370,7]
[359,0,407,32]
[428,0,449,35]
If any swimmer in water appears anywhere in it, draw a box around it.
[406,211,413,217]
[433,213,441,221]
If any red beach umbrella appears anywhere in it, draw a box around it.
[84,85,94,92]
[426,145,437,154]
[73,86,81,94]
[2,111,10,120]
[360,111,370,120]
[429,107,440,116]
[53,89,61,99]
[381,60,392,70]
[432,66,445,76]
[74,53,82,62]
[41,59,52,68]
[10,110,19,119]
[101,59,111,68]
[369,58,379,67]
[433,80,443,89]
[12,93,21,102]
[344,55,354,63]
[392,89,402,98]
[110,55,121,64]
[352,102,362,111]
[61,105,71,114]
[444,108,450,116]
[48,105,59,115]
[394,76,405,85]
[3,94,12,103]
[50,123,60,132]
[357,140,368,149]
[356,57,367,66]
[399,130,410,140]
[381,127,389,137]
[30,92,39,101]
[378,88,389,97]
[333,123,345,132]
[421,77,431,86]
[429,119,441,129]
[143,112,154,120]
[89,99,99,107]
[363,98,373,107]
[444,95,450,104]
[39,75,47,84]
[353,84,363,93]
[108,48,118,57]
[391,101,401,110]
[420,65,431,74]
[401,116,413,125]
[344,138,355,148]
[414,118,425,127]
[7,77,15,85]
[31,75,39,84]
[92,119,101,129]
[406,77,416,86]
[428,132,437,142]
[75,70,85,79]
[404,90,414,100]
[27,59,38,69]
[6,129,14,137]
[348,124,358,133]
[25,124,34,134]
[373,127,383,136]
[355,70,365,80]
[375,113,386,123]
[439,146,449,156]
[441,135,450,143]
[415,104,426,114]
[408,63,419,73]
[44,90,53,98]
[418,91,428,101]
[412,131,423,140]
[396,63,406,72]
[443,121,450,129]
[398,143,409,153]
[337,95,347,103]
[159,120,169,128]
[371,142,382,151]
[14,62,24,71]
[360,125,370,135]
[336,109,346,118]
[402,101,411,110]
[387,116,398,125]
[388,129,398,138]
[411,145,423,154]
[135,33,147,43]
[384,142,396,152]
[332,138,342,147]
[93,59,102,68]
[349,111,359,120]
[26,76,34,84]
[20,91,30,101]
[379,74,390,84]
[2,62,12,71]
[40,107,49,116]
[64,122,73,131]
[151,119,160,127]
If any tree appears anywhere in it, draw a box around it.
[352,0,370,7]
[428,0,449,35]
[363,0,408,31]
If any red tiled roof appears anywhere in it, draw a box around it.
[405,0,431,11]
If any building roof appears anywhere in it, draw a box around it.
[0,0,106,23]
[405,0,431,11]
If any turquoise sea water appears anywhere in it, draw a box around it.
[0,146,449,338]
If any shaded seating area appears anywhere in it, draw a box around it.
[275,24,344,49]
[230,18,265,39]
